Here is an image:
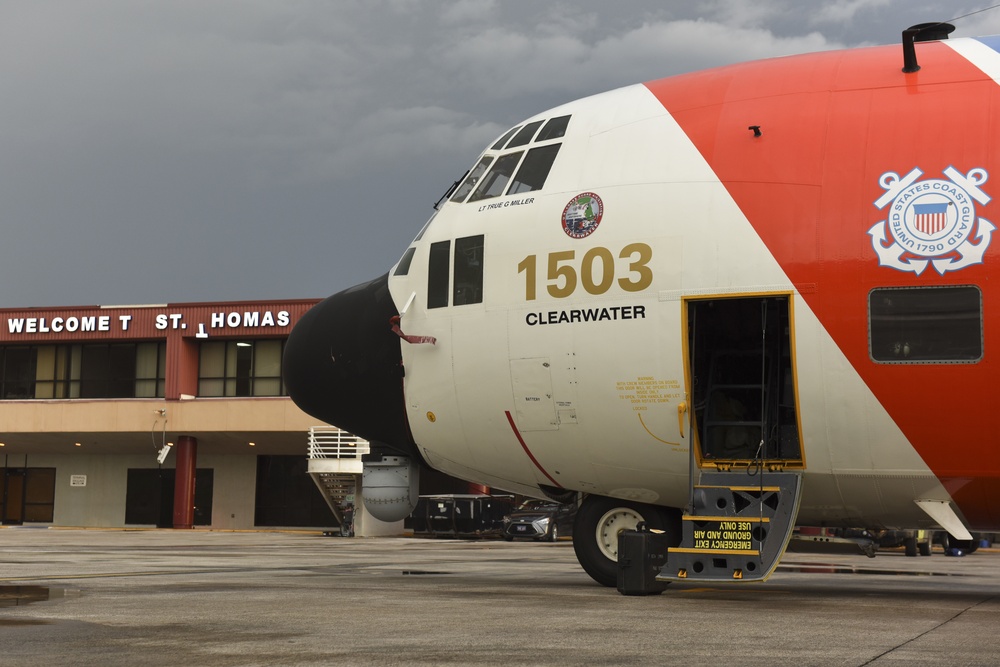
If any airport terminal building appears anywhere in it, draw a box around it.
[0,298,357,530]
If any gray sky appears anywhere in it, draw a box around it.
[3,1,999,308]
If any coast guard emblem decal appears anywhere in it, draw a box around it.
[868,167,994,275]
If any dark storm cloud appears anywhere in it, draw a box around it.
[0,1,996,307]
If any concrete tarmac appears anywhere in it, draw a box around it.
[0,528,998,666]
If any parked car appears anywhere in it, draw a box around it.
[502,499,576,542]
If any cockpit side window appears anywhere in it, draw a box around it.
[506,144,561,195]
[467,152,524,202]
[450,156,494,204]
[505,120,544,148]
[393,247,416,276]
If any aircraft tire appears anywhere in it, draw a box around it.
[573,495,679,587]
[942,532,980,555]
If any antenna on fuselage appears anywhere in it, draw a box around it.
[902,3,1000,72]
[901,22,955,73]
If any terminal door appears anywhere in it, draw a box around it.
[686,295,802,467]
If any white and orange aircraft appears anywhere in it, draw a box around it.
[284,24,1000,589]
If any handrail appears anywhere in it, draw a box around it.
[308,426,370,459]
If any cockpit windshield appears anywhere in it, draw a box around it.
[448,114,571,205]
[467,152,523,202]
[450,156,493,204]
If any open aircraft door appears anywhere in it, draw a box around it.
[685,294,804,470]
[659,294,804,583]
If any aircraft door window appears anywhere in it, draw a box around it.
[467,152,524,202]
[453,235,484,306]
[427,241,451,309]
[505,120,544,148]
[506,144,561,195]
[450,156,494,203]
[868,286,982,363]
[536,115,571,141]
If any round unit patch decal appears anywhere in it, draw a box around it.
[561,192,603,239]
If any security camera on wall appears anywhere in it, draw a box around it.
[156,444,172,465]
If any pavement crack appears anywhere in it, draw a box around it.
[858,595,998,666]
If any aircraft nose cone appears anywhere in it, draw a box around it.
[283,273,413,451]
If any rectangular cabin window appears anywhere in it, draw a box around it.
[467,152,523,202]
[427,240,451,309]
[453,235,484,306]
[869,286,982,363]
[507,144,560,195]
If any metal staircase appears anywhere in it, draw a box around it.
[660,469,802,582]
[306,427,370,534]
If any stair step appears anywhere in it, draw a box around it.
[308,470,361,530]
[669,547,761,556]
[658,470,802,583]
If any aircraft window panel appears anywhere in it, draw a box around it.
[491,126,521,150]
[427,240,451,309]
[869,286,982,363]
[450,156,494,203]
[467,152,524,202]
[394,247,416,276]
[413,213,436,242]
[453,235,484,306]
[506,144,561,195]
[505,120,544,148]
[536,115,571,142]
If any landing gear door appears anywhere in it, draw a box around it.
[686,295,804,468]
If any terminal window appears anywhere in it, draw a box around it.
[198,339,285,397]
[0,342,165,399]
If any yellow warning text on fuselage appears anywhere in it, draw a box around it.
[692,521,754,551]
